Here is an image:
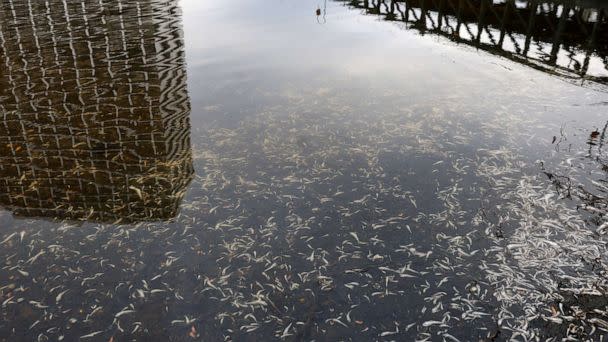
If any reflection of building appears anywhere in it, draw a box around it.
[0,0,193,222]
[338,0,608,88]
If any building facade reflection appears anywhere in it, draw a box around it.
[338,0,608,89]
[0,0,193,222]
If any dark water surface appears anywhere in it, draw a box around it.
[1,0,607,341]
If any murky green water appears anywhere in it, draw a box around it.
[0,0,607,341]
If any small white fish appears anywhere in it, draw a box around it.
[597,222,608,235]
[442,332,461,342]
[56,289,69,303]
[280,323,293,338]
[129,186,144,200]
[26,250,45,264]
[349,232,362,244]
[0,232,17,245]
[80,331,104,339]
[115,309,136,318]
[422,320,444,327]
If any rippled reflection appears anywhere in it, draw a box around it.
[338,0,608,89]
[0,0,192,222]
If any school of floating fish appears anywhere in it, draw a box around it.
[0,91,607,341]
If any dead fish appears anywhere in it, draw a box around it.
[55,289,69,303]
[115,309,136,318]
[597,222,608,235]
[80,331,104,339]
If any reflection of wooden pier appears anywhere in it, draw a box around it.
[337,0,608,88]
[0,0,193,222]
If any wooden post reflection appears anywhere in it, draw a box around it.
[335,0,608,86]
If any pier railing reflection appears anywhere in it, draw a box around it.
[0,0,193,222]
[337,0,608,89]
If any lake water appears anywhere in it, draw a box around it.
[0,0,607,341]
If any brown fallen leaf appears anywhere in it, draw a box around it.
[550,305,558,316]
[189,326,199,338]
